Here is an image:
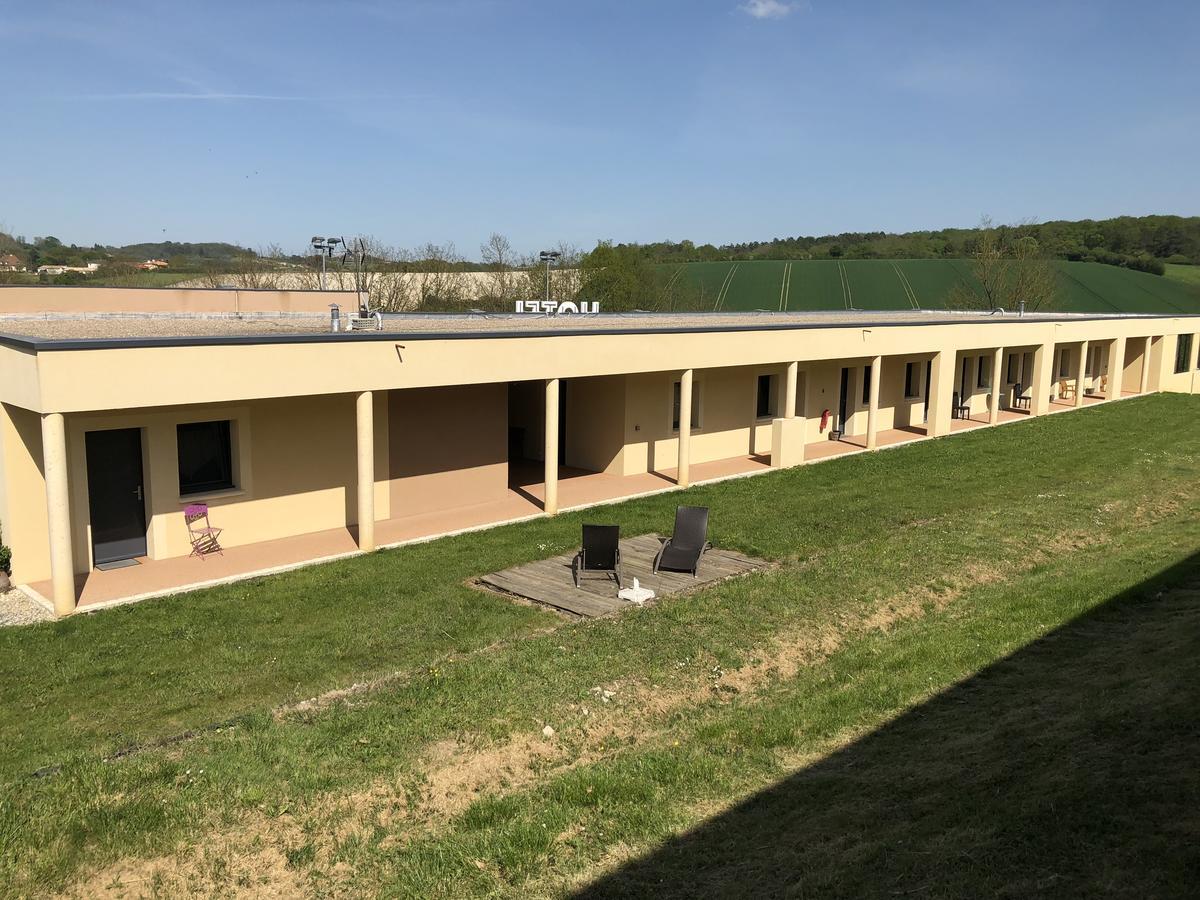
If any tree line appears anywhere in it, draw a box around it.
[622,214,1200,274]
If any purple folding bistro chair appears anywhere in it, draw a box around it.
[184,503,224,560]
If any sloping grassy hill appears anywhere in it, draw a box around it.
[657,259,1200,314]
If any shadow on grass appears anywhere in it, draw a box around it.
[575,553,1200,899]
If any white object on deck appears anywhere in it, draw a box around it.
[618,577,655,606]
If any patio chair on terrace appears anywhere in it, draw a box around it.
[1057,379,1076,401]
[952,391,971,420]
[184,503,224,560]
[653,506,712,577]
[572,524,622,589]
[1012,382,1032,411]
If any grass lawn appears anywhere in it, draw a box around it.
[1,394,1198,897]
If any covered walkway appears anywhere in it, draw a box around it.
[27,454,775,611]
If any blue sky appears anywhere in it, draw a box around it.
[2,0,1198,256]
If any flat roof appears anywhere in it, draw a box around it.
[0,309,1189,352]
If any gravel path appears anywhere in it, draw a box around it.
[0,588,53,627]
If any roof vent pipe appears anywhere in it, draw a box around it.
[1018,300,1026,317]
[329,303,341,333]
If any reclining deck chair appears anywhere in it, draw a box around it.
[572,524,622,588]
[184,503,224,560]
[653,506,712,577]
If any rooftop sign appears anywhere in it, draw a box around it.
[515,300,599,315]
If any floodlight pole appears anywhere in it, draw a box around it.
[311,236,343,291]
[539,250,561,305]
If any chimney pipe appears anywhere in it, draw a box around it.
[329,303,341,333]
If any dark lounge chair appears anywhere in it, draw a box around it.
[952,391,971,420]
[573,524,622,589]
[1012,382,1031,411]
[653,506,711,577]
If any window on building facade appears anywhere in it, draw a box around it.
[177,420,234,496]
[1175,333,1194,374]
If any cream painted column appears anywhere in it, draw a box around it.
[677,368,693,487]
[1107,337,1125,400]
[41,412,76,617]
[926,352,954,437]
[1140,336,1154,393]
[544,378,559,515]
[865,355,883,449]
[1074,340,1089,407]
[1031,343,1054,416]
[783,361,798,419]
[988,347,1004,425]
[355,391,375,551]
[771,362,805,469]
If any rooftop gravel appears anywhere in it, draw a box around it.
[0,308,1155,344]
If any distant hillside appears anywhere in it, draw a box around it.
[629,215,1200,272]
[0,232,252,271]
[108,241,251,261]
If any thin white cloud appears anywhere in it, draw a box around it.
[80,91,309,101]
[739,0,806,20]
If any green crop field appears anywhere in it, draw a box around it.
[1165,263,1200,289]
[655,258,1200,314]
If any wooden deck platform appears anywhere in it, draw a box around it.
[478,533,768,618]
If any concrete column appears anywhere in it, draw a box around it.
[1031,343,1053,416]
[544,378,559,515]
[1140,336,1153,393]
[355,391,375,551]
[41,412,76,617]
[783,361,798,419]
[927,352,954,437]
[1107,337,1125,400]
[1074,340,1089,408]
[771,361,805,469]
[865,355,883,449]
[677,368,693,487]
[989,347,1004,425]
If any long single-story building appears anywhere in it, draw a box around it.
[1,285,1197,617]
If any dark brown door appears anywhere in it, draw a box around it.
[85,428,148,564]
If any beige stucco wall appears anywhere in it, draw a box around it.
[1158,332,1200,394]
[1122,340,1145,390]
[388,384,508,517]
[19,316,1196,417]
[0,403,49,584]
[564,376,626,474]
[620,365,781,475]
[0,286,352,315]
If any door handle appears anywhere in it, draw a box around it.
[135,485,143,501]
